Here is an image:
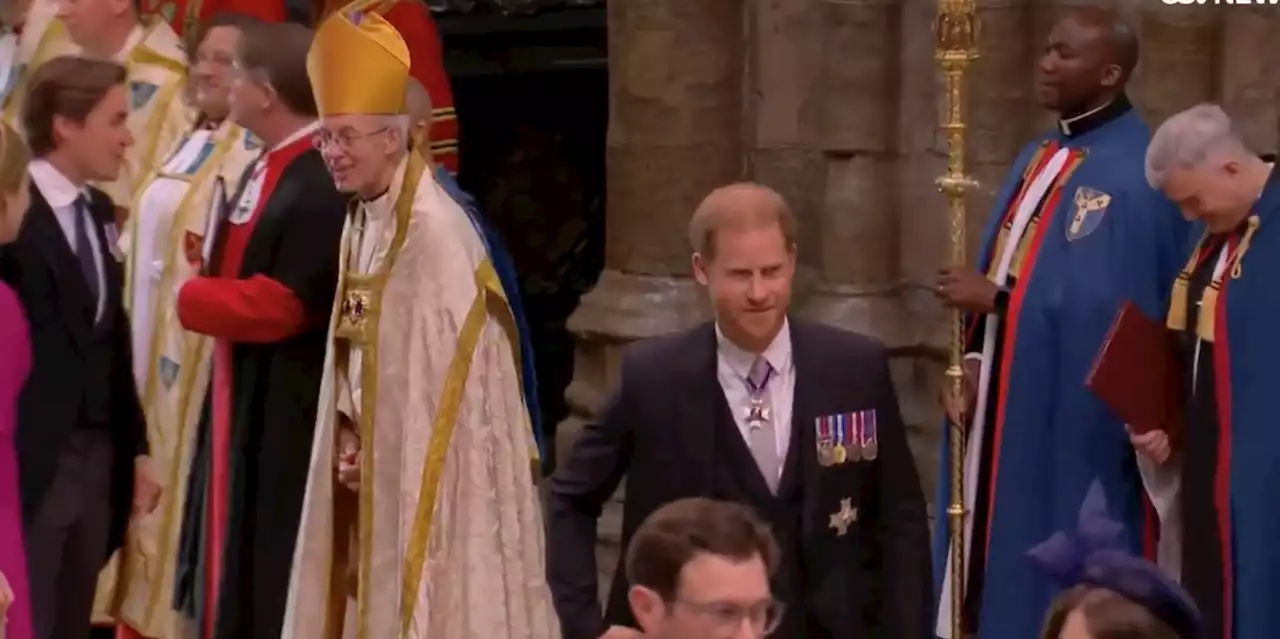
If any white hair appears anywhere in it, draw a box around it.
[376,114,412,142]
[404,78,433,125]
[1145,103,1248,189]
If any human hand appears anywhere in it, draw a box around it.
[935,267,999,313]
[599,625,643,639]
[1128,425,1172,465]
[0,569,13,613]
[336,426,361,492]
[940,358,980,426]
[133,455,162,515]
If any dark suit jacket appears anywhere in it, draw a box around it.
[0,183,146,559]
[546,318,931,639]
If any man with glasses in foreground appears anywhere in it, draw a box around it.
[171,20,346,639]
[626,498,782,639]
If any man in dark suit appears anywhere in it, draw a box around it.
[547,183,932,639]
[0,56,160,639]
[170,21,347,639]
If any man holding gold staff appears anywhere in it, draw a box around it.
[98,13,261,639]
[54,0,192,219]
[931,8,1194,639]
[280,4,558,638]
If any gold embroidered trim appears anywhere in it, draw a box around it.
[399,259,523,637]
[130,79,188,202]
[1166,215,1261,343]
[333,151,426,639]
[127,123,241,628]
[2,19,66,122]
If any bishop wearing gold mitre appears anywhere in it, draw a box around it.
[280,4,559,639]
[19,0,191,218]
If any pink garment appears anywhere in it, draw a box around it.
[0,281,32,639]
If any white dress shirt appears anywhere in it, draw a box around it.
[29,159,106,321]
[716,319,795,477]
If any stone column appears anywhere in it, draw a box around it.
[1135,6,1216,126]
[1217,8,1280,153]
[800,0,902,343]
[746,0,825,275]
[556,0,745,598]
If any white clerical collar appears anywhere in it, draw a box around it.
[715,318,792,380]
[268,120,319,154]
[28,159,89,208]
[361,155,408,222]
[112,25,144,62]
[1058,100,1113,137]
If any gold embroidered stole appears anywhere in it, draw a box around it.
[398,257,517,637]
[1166,215,1261,343]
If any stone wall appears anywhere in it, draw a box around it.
[558,0,1280,594]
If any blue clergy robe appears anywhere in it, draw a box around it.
[930,98,1193,639]
[1169,161,1280,639]
[434,166,546,462]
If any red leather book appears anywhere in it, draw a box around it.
[1086,301,1184,436]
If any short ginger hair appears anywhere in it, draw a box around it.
[688,182,797,261]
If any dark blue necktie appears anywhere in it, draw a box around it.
[73,196,100,308]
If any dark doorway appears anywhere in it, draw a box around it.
[438,2,607,470]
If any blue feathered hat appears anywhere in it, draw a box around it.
[1026,481,1202,638]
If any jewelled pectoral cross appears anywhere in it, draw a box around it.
[828,498,857,537]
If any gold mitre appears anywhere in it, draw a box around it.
[307,0,410,116]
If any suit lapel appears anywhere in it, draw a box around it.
[25,185,92,348]
[679,323,720,491]
[787,320,822,538]
[90,196,120,332]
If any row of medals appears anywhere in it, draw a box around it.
[747,397,879,466]
[817,432,877,466]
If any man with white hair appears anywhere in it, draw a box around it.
[1139,102,1279,639]
[280,5,558,639]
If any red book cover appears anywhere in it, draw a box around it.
[1086,300,1184,436]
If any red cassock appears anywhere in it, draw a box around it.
[139,0,286,36]
[175,133,311,639]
